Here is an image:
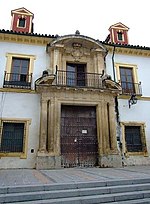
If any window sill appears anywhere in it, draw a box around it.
[126,151,148,157]
[0,152,27,159]
[1,87,35,93]
[118,94,142,99]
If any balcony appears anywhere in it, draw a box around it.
[3,72,32,89]
[121,81,142,95]
[54,70,103,89]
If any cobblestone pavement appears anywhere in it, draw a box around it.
[1,166,150,187]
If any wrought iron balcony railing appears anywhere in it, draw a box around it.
[54,70,103,89]
[121,81,142,95]
[3,72,32,89]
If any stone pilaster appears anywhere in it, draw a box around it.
[53,44,63,70]
[96,103,103,155]
[47,99,55,153]
[96,49,105,74]
[39,99,48,152]
[101,101,109,154]
[108,102,118,152]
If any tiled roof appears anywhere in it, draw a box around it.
[102,41,150,51]
[0,29,56,38]
[1,29,150,51]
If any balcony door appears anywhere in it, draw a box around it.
[11,57,29,84]
[66,63,86,87]
[119,67,135,94]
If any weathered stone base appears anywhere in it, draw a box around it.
[122,156,150,167]
[99,154,122,168]
[36,155,61,169]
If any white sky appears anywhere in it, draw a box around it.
[0,0,150,46]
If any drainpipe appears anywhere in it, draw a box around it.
[112,45,116,82]
[112,45,122,158]
[111,46,119,121]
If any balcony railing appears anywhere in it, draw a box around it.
[3,72,32,89]
[121,81,142,95]
[54,70,103,89]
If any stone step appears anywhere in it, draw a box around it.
[6,190,150,204]
[1,178,150,203]
[103,198,150,204]
[3,183,150,197]
[1,183,150,203]
[1,178,150,194]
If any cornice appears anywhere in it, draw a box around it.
[1,29,150,57]
[0,31,55,45]
[0,88,36,94]
[105,44,150,57]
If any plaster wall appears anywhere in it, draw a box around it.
[119,99,150,153]
[106,52,150,96]
[0,41,49,89]
[0,92,40,168]
[106,52,150,165]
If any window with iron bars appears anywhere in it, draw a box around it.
[125,126,142,152]
[0,122,24,153]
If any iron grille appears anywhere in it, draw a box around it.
[55,70,103,89]
[125,126,142,152]
[0,122,24,153]
[121,81,142,95]
[3,72,32,89]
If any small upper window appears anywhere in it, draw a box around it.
[18,18,26,28]
[117,32,123,41]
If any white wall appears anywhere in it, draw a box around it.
[106,52,150,96]
[119,99,150,151]
[0,41,46,168]
[0,92,41,168]
[0,41,50,89]
[106,52,150,164]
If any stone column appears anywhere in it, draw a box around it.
[39,99,48,152]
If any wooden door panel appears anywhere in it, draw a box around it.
[61,106,98,167]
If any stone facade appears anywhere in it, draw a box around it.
[35,35,122,169]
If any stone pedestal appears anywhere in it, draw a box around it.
[36,155,61,169]
[99,154,122,168]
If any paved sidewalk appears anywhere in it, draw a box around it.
[1,166,150,187]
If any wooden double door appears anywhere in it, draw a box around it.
[61,105,98,167]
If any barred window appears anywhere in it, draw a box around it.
[125,126,142,152]
[0,122,24,153]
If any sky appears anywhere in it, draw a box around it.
[0,0,150,47]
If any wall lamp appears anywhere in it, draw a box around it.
[128,94,138,108]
